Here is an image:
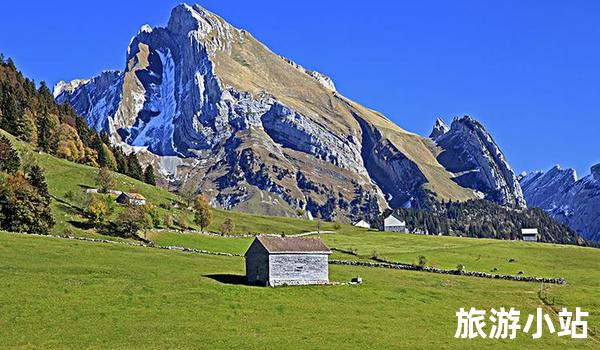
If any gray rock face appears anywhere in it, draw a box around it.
[519,166,577,210]
[520,164,600,241]
[429,118,450,139]
[433,116,526,208]
[55,3,476,220]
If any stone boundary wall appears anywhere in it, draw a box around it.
[150,229,284,239]
[3,232,566,284]
[4,232,243,257]
[330,247,358,256]
[329,259,566,285]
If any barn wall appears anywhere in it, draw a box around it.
[268,254,329,286]
[245,242,269,285]
[385,225,408,233]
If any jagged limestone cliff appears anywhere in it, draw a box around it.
[56,3,475,221]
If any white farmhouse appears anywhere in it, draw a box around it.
[521,228,539,242]
[383,214,408,233]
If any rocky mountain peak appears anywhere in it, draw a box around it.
[521,164,600,241]
[167,4,208,34]
[55,2,479,221]
[166,3,240,54]
[53,78,90,98]
[592,163,600,181]
[429,117,450,139]
[434,115,526,208]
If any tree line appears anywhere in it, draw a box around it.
[0,55,155,186]
[380,199,579,244]
[0,135,53,234]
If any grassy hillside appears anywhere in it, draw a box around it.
[3,129,600,349]
[1,232,599,349]
[2,129,339,237]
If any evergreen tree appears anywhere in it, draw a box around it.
[36,111,54,152]
[0,135,20,173]
[126,152,143,180]
[27,165,51,203]
[75,115,93,147]
[100,130,110,145]
[113,147,129,175]
[144,164,156,185]
[37,81,54,110]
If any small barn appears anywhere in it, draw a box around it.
[383,214,408,233]
[521,228,539,242]
[245,236,332,287]
[353,220,371,229]
[116,192,147,206]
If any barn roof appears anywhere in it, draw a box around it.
[123,192,146,200]
[521,228,539,235]
[254,236,331,254]
[384,214,405,227]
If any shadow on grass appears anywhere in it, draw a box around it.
[78,184,94,189]
[204,274,251,286]
[55,201,84,217]
[67,220,94,230]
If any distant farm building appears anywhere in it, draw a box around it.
[116,192,147,206]
[353,220,371,229]
[521,228,539,242]
[245,236,332,287]
[383,214,408,233]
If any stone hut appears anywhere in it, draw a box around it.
[245,236,332,286]
[116,192,147,206]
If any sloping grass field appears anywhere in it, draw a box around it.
[1,232,599,349]
[2,130,600,348]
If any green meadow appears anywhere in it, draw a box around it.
[2,130,600,349]
[1,232,599,349]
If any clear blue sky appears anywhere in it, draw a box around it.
[1,1,599,176]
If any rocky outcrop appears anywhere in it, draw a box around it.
[432,116,526,208]
[519,165,577,210]
[429,118,450,139]
[56,3,476,220]
[520,164,600,241]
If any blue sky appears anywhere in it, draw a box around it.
[1,1,599,176]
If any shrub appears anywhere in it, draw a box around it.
[220,217,235,235]
[84,196,109,228]
[333,222,341,230]
[64,190,75,200]
[177,216,189,230]
[0,172,54,235]
[113,206,152,239]
[163,214,174,228]
[418,255,427,268]
[145,205,161,228]
[96,167,115,193]
[193,195,212,232]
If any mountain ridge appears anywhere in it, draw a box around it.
[520,164,600,241]
[55,3,499,221]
